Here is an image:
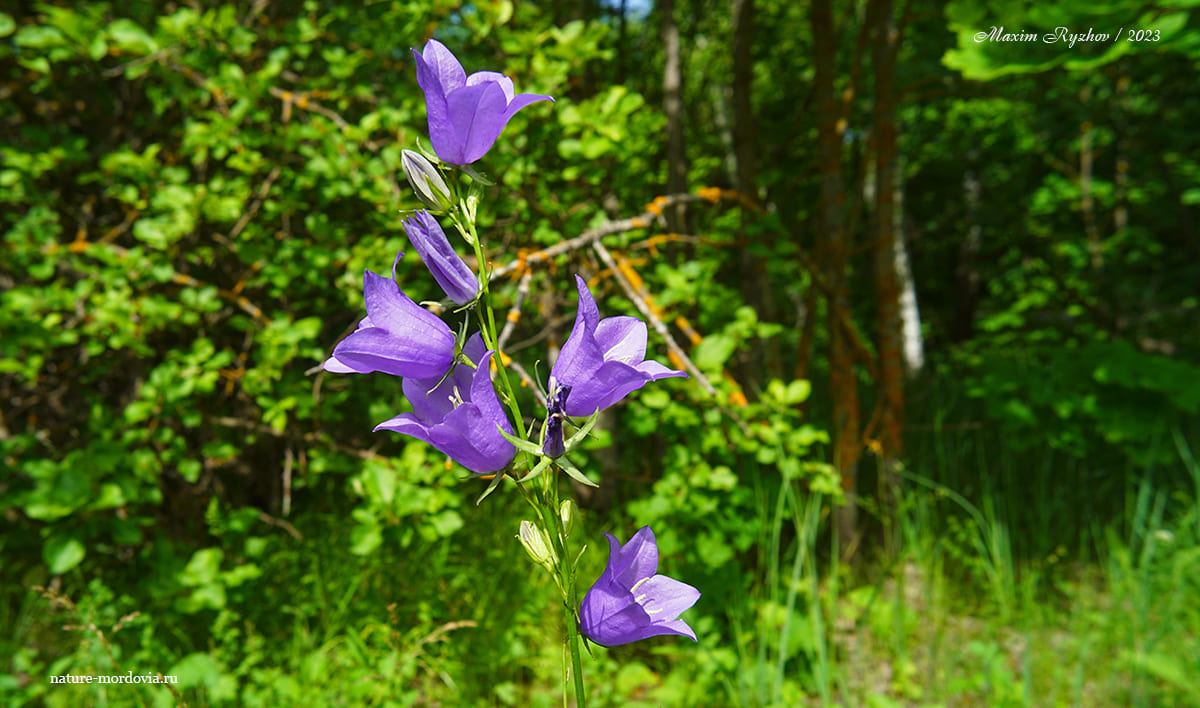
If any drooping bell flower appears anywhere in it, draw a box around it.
[411,39,554,165]
[579,526,701,647]
[403,210,479,306]
[323,255,455,379]
[374,334,516,474]
[551,275,687,416]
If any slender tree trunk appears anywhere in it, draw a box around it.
[731,0,755,202]
[894,166,923,375]
[1080,85,1101,268]
[662,0,688,232]
[729,0,782,384]
[955,167,982,342]
[1113,73,1128,236]
[810,0,860,559]
[617,0,628,85]
[872,0,903,553]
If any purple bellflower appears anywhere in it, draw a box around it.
[323,255,455,379]
[579,526,701,647]
[551,275,687,416]
[374,334,516,474]
[412,39,554,165]
[404,210,479,305]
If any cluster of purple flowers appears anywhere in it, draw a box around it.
[323,39,699,648]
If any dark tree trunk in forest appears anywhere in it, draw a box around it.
[955,168,982,342]
[1080,85,1101,269]
[1113,73,1129,236]
[730,0,782,384]
[731,0,755,200]
[617,0,628,84]
[662,0,688,231]
[871,0,903,553]
[810,0,860,558]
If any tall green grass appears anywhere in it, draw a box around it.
[725,422,1200,707]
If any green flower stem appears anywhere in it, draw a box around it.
[448,194,586,707]
[556,491,588,708]
[459,212,527,459]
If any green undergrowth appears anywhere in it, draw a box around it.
[5,430,1198,707]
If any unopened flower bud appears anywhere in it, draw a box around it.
[559,500,575,537]
[401,149,454,212]
[518,520,557,569]
[464,194,479,224]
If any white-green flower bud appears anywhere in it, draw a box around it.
[463,194,479,226]
[559,499,575,538]
[401,149,454,212]
[518,520,557,570]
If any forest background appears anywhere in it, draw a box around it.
[2,0,1199,706]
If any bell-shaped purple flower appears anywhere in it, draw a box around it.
[374,334,516,474]
[551,275,687,416]
[323,257,455,379]
[579,526,701,647]
[404,210,479,305]
[411,39,554,165]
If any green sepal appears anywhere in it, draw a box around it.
[498,426,545,456]
[517,456,553,483]
[557,456,598,488]
[461,163,495,186]
[476,469,507,505]
[563,409,601,454]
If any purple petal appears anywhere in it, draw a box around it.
[401,367,464,422]
[466,71,514,101]
[377,344,514,474]
[595,316,648,362]
[619,618,698,644]
[322,316,379,374]
[579,526,700,647]
[572,275,601,331]
[405,211,479,305]
[427,408,499,472]
[560,360,646,416]
[402,333,488,423]
[362,270,445,340]
[322,355,357,373]
[580,585,651,646]
[330,327,452,379]
[415,41,553,164]
[413,46,462,164]
[373,412,433,444]
[461,331,487,364]
[445,81,510,165]
[502,91,555,122]
[610,527,659,588]
[637,359,687,379]
[551,276,606,394]
[469,351,513,438]
[635,575,701,621]
[417,39,465,93]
